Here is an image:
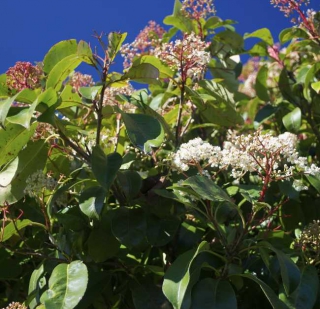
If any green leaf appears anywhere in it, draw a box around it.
[182,175,234,204]
[91,146,122,191]
[43,39,78,74]
[77,40,94,63]
[59,85,82,109]
[233,274,289,309]
[111,207,147,248]
[254,104,277,128]
[116,170,142,202]
[146,215,180,246]
[79,186,106,220]
[79,86,102,100]
[1,219,45,242]
[163,0,195,33]
[0,122,37,167]
[28,263,45,309]
[214,30,244,49]
[306,174,320,194]
[43,261,88,309]
[162,241,209,309]
[304,62,320,101]
[279,28,310,44]
[108,32,127,61]
[132,55,174,79]
[295,265,319,309]
[124,63,160,84]
[46,54,85,91]
[88,227,120,262]
[0,140,48,204]
[7,98,40,129]
[311,81,320,93]
[259,241,300,295]
[244,28,274,46]
[255,65,270,101]
[122,113,164,153]
[190,278,237,309]
[282,107,301,133]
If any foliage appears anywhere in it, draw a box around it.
[1,0,320,308]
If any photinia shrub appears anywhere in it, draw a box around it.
[1,0,320,308]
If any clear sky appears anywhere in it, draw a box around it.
[0,0,318,75]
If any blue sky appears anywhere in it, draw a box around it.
[0,0,318,75]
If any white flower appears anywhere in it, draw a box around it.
[293,179,308,191]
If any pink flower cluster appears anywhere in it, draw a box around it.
[181,0,215,20]
[121,21,166,68]
[6,61,42,91]
[154,32,211,81]
[68,72,94,92]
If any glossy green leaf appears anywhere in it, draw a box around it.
[116,170,142,202]
[43,39,78,74]
[0,122,37,167]
[46,54,84,91]
[311,81,320,93]
[146,215,180,246]
[111,207,147,248]
[254,104,276,128]
[279,27,309,44]
[43,261,88,309]
[260,241,300,295]
[37,88,58,109]
[214,30,244,49]
[59,85,82,109]
[163,0,194,33]
[182,175,234,204]
[132,281,170,309]
[133,55,174,79]
[79,86,102,100]
[295,265,319,309]
[306,174,320,194]
[91,146,122,191]
[7,98,39,128]
[77,40,94,63]
[122,113,164,153]
[244,28,274,46]
[162,241,209,309]
[304,62,320,101]
[79,186,106,220]
[88,228,120,262]
[124,63,160,85]
[204,17,237,30]
[282,107,301,133]
[255,65,270,101]
[1,219,45,242]
[0,91,26,126]
[234,274,289,309]
[0,140,48,204]
[190,278,237,309]
[28,263,45,309]
[108,32,127,61]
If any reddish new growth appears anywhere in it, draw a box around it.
[270,0,318,37]
[121,21,165,68]
[181,0,215,20]
[6,61,42,91]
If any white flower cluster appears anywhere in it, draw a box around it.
[24,170,57,198]
[172,131,320,181]
[172,137,221,171]
[154,32,211,79]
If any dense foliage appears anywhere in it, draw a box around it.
[1,0,320,308]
